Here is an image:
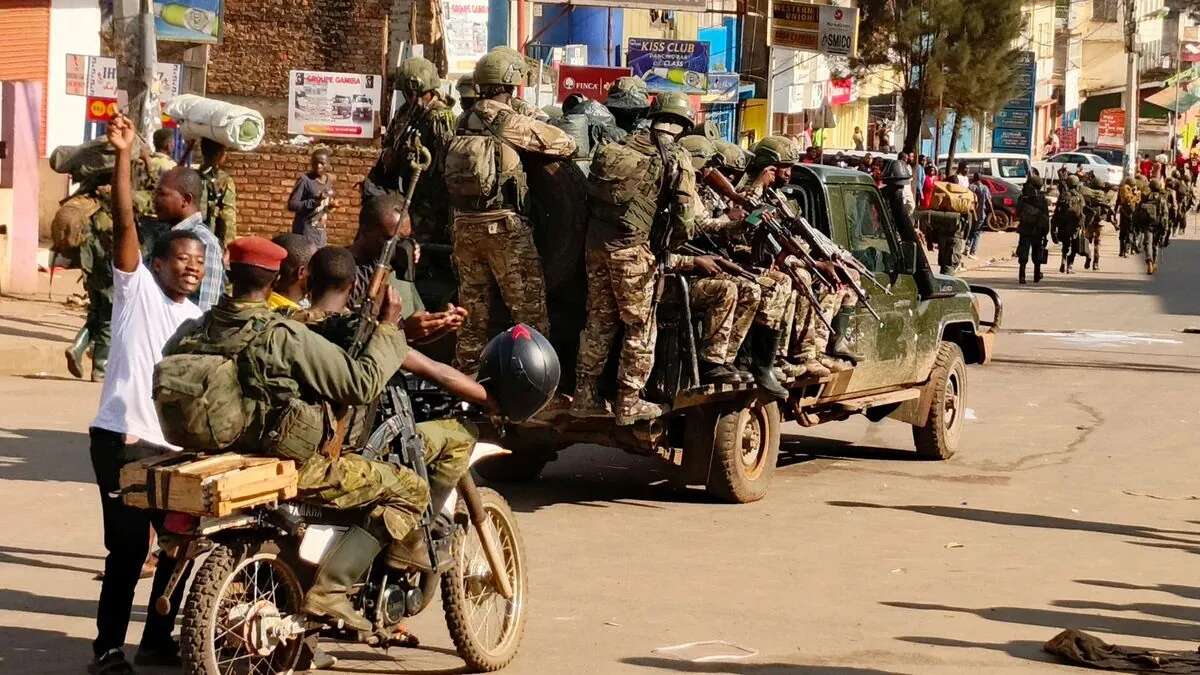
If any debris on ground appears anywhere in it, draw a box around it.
[652,640,759,663]
[1044,629,1200,673]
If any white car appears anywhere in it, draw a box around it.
[1033,152,1124,187]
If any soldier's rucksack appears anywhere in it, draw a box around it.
[50,194,103,254]
[1134,195,1163,231]
[443,110,527,211]
[586,140,664,235]
[154,314,295,452]
[1057,190,1085,226]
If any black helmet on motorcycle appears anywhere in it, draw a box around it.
[477,324,561,421]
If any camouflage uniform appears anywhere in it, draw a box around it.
[140,151,176,191]
[79,198,115,375]
[1117,179,1140,257]
[575,130,697,417]
[199,166,237,246]
[364,99,457,244]
[509,96,548,120]
[449,98,576,373]
[1079,185,1111,269]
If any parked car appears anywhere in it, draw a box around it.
[1088,147,1125,167]
[1033,152,1123,186]
[978,175,1021,231]
[936,152,1032,187]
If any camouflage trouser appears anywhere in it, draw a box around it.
[452,214,550,373]
[296,419,477,542]
[1146,226,1166,264]
[784,266,816,360]
[1084,224,1102,261]
[576,244,657,394]
[937,233,964,274]
[80,235,113,362]
[755,269,792,330]
[690,276,753,365]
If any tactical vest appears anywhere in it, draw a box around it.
[585,138,666,250]
[156,313,327,461]
[443,109,527,212]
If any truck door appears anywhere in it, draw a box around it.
[829,184,924,389]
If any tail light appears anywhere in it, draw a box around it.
[1003,197,1014,206]
[164,512,198,534]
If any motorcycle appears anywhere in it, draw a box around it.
[148,380,527,674]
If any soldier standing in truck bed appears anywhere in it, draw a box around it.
[443,49,576,374]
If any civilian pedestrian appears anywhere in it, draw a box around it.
[268,233,317,311]
[966,173,993,258]
[921,164,937,210]
[287,147,337,247]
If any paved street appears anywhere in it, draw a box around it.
[1,227,1198,674]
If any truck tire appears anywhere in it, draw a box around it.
[706,402,781,503]
[912,341,967,460]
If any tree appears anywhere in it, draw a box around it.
[941,0,1023,173]
[855,0,1023,156]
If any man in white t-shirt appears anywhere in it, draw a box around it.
[88,115,206,675]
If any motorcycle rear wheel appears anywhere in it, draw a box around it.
[441,487,527,672]
[181,542,306,675]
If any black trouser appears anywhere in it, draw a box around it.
[1118,211,1134,255]
[1016,233,1044,279]
[89,427,189,657]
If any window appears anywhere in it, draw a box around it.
[997,158,1030,178]
[841,186,896,274]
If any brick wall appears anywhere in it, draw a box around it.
[227,144,377,246]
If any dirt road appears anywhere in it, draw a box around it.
[1,228,1198,674]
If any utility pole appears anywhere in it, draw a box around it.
[113,0,160,143]
[1123,0,1139,178]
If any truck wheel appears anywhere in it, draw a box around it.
[706,402,781,503]
[474,452,550,484]
[912,342,967,460]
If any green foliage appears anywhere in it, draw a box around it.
[855,0,1025,153]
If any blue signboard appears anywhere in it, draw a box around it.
[154,1,224,44]
[992,51,1036,155]
[626,38,710,93]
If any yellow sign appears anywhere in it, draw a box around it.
[769,0,859,56]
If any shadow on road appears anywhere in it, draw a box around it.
[0,545,102,575]
[621,656,910,674]
[894,636,1053,664]
[1076,579,1200,601]
[0,625,94,674]
[883,601,1200,642]
[0,588,127,623]
[0,427,93,483]
[990,356,1200,375]
[779,435,920,467]
[825,502,1200,545]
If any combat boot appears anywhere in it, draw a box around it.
[748,329,788,401]
[819,355,853,373]
[827,311,859,364]
[91,359,108,382]
[1034,266,1043,283]
[614,390,663,426]
[1059,260,1066,273]
[699,360,744,385]
[302,526,381,632]
[64,327,90,379]
[779,360,807,379]
[1018,265,1027,285]
[803,358,832,378]
[570,379,611,418]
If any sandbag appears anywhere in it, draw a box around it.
[929,181,976,214]
[166,94,265,151]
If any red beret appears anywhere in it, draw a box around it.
[228,236,287,271]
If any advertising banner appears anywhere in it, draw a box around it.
[86,97,120,123]
[154,0,224,44]
[991,51,1036,155]
[769,1,859,57]
[78,56,181,103]
[829,77,853,105]
[443,0,490,76]
[1059,126,1078,151]
[1097,108,1126,148]
[66,54,87,96]
[288,70,382,139]
[701,72,741,104]
[540,0,706,10]
[626,38,710,94]
[557,65,631,103]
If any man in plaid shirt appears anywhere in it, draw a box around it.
[152,166,226,310]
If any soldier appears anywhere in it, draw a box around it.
[138,128,176,191]
[1137,178,1169,274]
[712,139,750,185]
[456,74,478,113]
[570,93,697,423]
[483,47,547,120]
[365,57,457,246]
[63,190,115,381]
[1171,170,1190,235]
[605,76,651,133]
[198,138,237,246]
[1117,177,1140,257]
[1078,178,1111,271]
[161,236,496,632]
[1015,176,1050,284]
[1052,174,1086,274]
[444,49,576,374]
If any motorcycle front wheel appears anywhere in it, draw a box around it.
[441,487,528,672]
[180,541,307,675]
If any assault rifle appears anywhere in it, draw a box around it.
[319,139,433,461]
[649,133,684,257]
[675,242,759,282]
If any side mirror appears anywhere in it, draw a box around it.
[899,241,920,276]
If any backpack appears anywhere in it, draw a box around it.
[929,181,976,214]
[153,314,285,451]
[1134,196,1162,231]
[586,140,664,237]
[1058,190,1085,225]
[50,194,103,254]
[443,110,526,211]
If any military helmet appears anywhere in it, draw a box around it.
[1064,174,1081,189]
[1026,175,1044,191]
[1150,178,1165,192]
[456,74,478,100]
[712,140,749,172]
[477,324,561,422]
[606,76,650,110]
[474,49,526,87]
[396,57,441,95]
[647,92,695,129]
[751,135,800,169]
[679,135,716,171]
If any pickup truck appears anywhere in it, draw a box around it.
[470,164,1001,503]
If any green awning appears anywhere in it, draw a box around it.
[1145,84,1200,114]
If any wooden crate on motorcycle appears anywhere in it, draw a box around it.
[119,452,299,517]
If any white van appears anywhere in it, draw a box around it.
[935,152,1032,186]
